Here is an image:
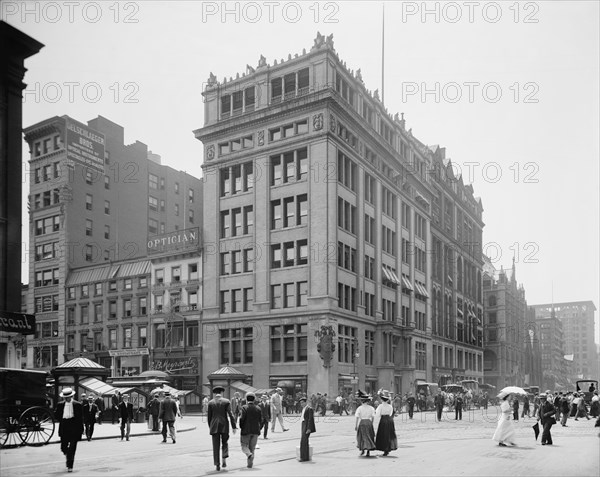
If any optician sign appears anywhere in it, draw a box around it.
[64,117,105,173]
[147,227,200,255]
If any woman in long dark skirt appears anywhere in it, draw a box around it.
[354,392,376,457]
[375,390,398,456]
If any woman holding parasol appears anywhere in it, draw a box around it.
[492,387,522,447]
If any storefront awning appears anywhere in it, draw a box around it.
[79,377,120,396]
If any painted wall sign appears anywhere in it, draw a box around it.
[147,227,200,255]
[65,118,105,173]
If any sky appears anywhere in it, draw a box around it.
[5,1,599,343]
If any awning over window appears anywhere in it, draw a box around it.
[401,275,414,291]
[382,267,393,282]
[231,381,274,396]
[388,270,402,286]
[415,282,430,298]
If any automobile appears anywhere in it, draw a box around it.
[575,379,598,405]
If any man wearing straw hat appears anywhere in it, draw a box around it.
[55,387,84,473]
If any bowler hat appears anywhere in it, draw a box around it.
[213,385,225,394]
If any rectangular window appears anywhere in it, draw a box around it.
[271,284,281,309]
[139,297,147,315]
[149,173,158,189]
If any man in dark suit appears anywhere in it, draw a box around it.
[239,392,262,468]
[512,397,519,421]
[159,393,179,444]
[118,394,134,441]
[434,392,444,421]
[111,391,121,424]
[258,394,271,439]
[94,394,104,424]
[455,393,463,420]
[538,393,556,445]
[55,387,84,472]
[147,394,161,432]
[406,393,416,419]
[82,394,99,441]
[208,385,237,471]
[299,396,316,462]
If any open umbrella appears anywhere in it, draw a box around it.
[497,386,527,399]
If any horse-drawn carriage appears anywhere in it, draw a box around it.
[0,368,55,448]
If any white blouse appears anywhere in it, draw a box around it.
[375,401,394,417]
[355,403,375,420]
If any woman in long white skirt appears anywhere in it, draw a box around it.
[492,393,516,446]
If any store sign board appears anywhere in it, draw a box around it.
[151,357,198,374]
[108,348,149,357]
[65,118,105,173]
[0,311,36,335]
[147,227,200,255]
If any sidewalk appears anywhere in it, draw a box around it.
[48,419,196,444]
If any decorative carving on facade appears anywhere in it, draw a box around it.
[257,130,265,146]
[329,114,336,133]
[313,113,323,131]
[207,72,217,88]
[258,55,267,67]
[206,145,215,160]
[311,32,335,52]
[315,325,336,368]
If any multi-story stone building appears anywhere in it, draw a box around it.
[532,301,598,382]
[148,228,202,390]
[23,115,203,372]
[483,259,537,389]
[535,309,569,390]
[194,34,484,397]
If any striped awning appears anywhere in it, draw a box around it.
[66,266,111,286]
[79,377,118,396]
[401,275,414,291]
[231,381,274,396]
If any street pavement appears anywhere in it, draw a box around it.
[1,409,598,476]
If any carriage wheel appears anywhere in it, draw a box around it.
[19,407,55,446]
[0,416,27,448]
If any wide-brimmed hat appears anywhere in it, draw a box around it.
[60,387,74,398]
[276,387,283,392]
[379,390,391,401]
[299,396,307,402]
[356,390,371,401]
[213,385,225,394]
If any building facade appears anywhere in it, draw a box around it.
[23,115,203,372]
[148,228,202,391]
[535,310,569,390]
[195,34,485,397]
[0,22,42,368]
[532,301,598,383]
[483,259,538,389]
